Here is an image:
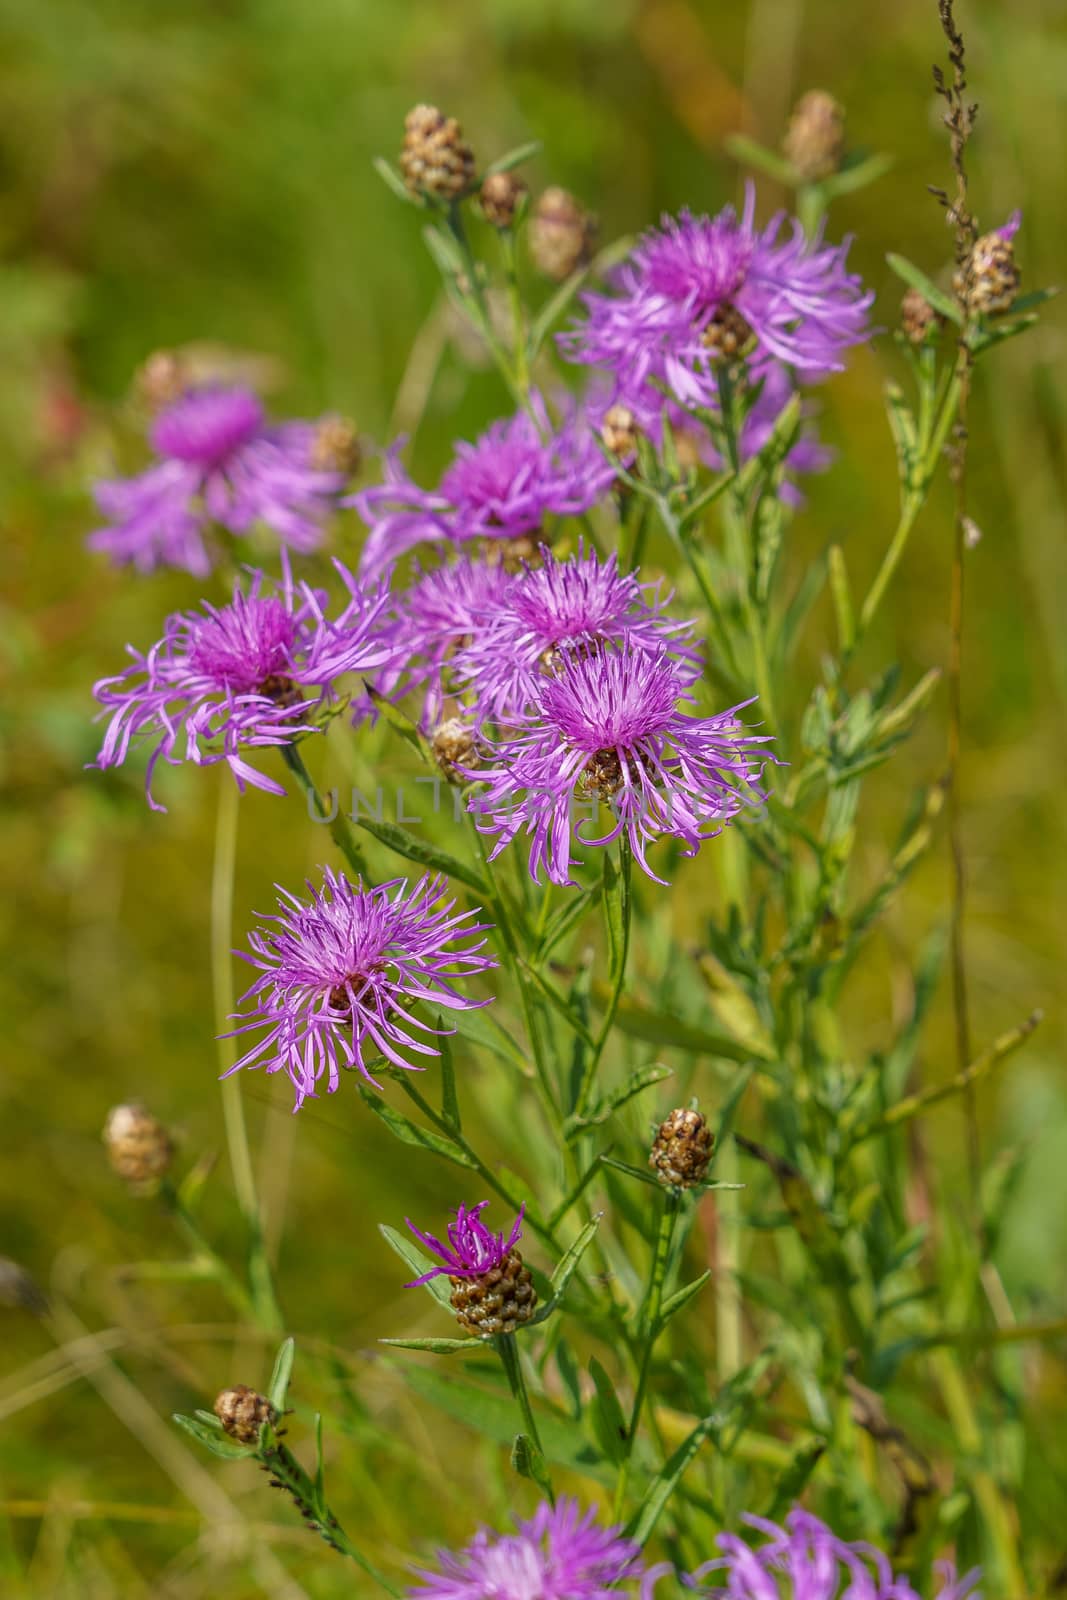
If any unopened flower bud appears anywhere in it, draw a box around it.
[529,187,597,281]
[783,90,846,183]
[311,415,361,475]
[104,1103,173,1187]
[900,286,940,345]
[135,350,190,411]
[400,105,476,202]
[479,170,527,229]
[600,404,639,462]
[650,1107,714,1189]
[953,230,1021,316]
[432,717,476,781]
[214,1384,277,1444]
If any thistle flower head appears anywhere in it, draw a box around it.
[89,384,352,575]
[228,869,496,1110]
[379,556,516,726]
[468,646,774,885]
[456,543,697,724]
[561,186,872,415]
[406,1201,524,1284]
[400,104,476,201]
[954,211,1023,317]
[530,187,598,281]
[480,170,527,228]
[352,397,615,578]
[783,90,846,183]
[104,1103,174,1187]
[214,1385,276,1445]
[409,1496,643,1599]
[693,1509,981,1599]
[91,563,392,810]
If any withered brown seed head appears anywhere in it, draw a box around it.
[400,104,476,202]
[783,89,846,183]
[432,717,476,781]
[479,170,527,229]
[214,1385,277,1444]
[311,416,361,475]
[529,187,598,281]
[650,1107,714,1189]
[601,404,638,460]
[449,1250,537,1337]
[900,286,940,344]
[702,304,756,363]
[953,232,1020,317]
[104,1103,174,1186]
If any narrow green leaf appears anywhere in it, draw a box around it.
[588,1357,628,1465]
[363,682,433,764]
[626,1412,718,1542]
[550,1214,601,1297]
[657,1269,712,1330]
[763,1438,826,1521]
[313,1413,326,1499]
[599,1154,661,1190]
[534,883,598,961]
[451,1004,530,1071]
[885,254,962,325]
[352,811,489,895]
[378,1224,454,1309]
[820,150,893,198]
[373,156,424,207]
[725,133,797,183]
[357,1085,475,1169]
[520,959,596,1045]
[172,1412,255,1460]
[547,1154,608,1230]
[485,140,542,176]
[422,222,466,279]
[268,1337,296,1414]
[379,1336,474,1354]
[590,989,774,1063]
[570,1063,673,1133]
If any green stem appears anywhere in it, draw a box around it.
[281,742,370,880]
[262,1440,400,1593]
[158,1180,257,1324]
[856,372,962,643]
[613,1188,680,1516]
[501,229,531,399]
[576,841,632,1116]
[495,1333,554,1502]
[211,778,282,1333]
[445,205,530,416]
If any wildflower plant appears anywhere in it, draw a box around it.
[82,3,1062,1596]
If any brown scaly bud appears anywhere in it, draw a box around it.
[953,231,1021,317]
[310,415,361,476]
[479,170,527,229]
[600,403,639,462]
[481,533,543,571]
[432,717,477,781]
[104,1103,174,1188]
[650,1107,714,1189]
[135,350,191,411]
[214,1384,277,1444]
[783,90,846,183]
[450,1251,537,1336]
[702,304,756,363]
[400,105,476,202]
[900,286,941,345]
[529,187,598,281]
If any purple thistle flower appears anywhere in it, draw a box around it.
[405,1200,524,1286]
[561,185,872,413]
[378,557,518,727]
[89,385,351,576]
[455,542,698,724]
[228,869,496,1110]
[690,1509,981,1600]
[409,1497,644,1600]
[91,561,392,810]
[352,394,616,579]
[467,646,774,885]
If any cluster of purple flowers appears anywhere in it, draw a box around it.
[406,1501,980,1599]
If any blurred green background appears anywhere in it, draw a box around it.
[1,0,1065,1594]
